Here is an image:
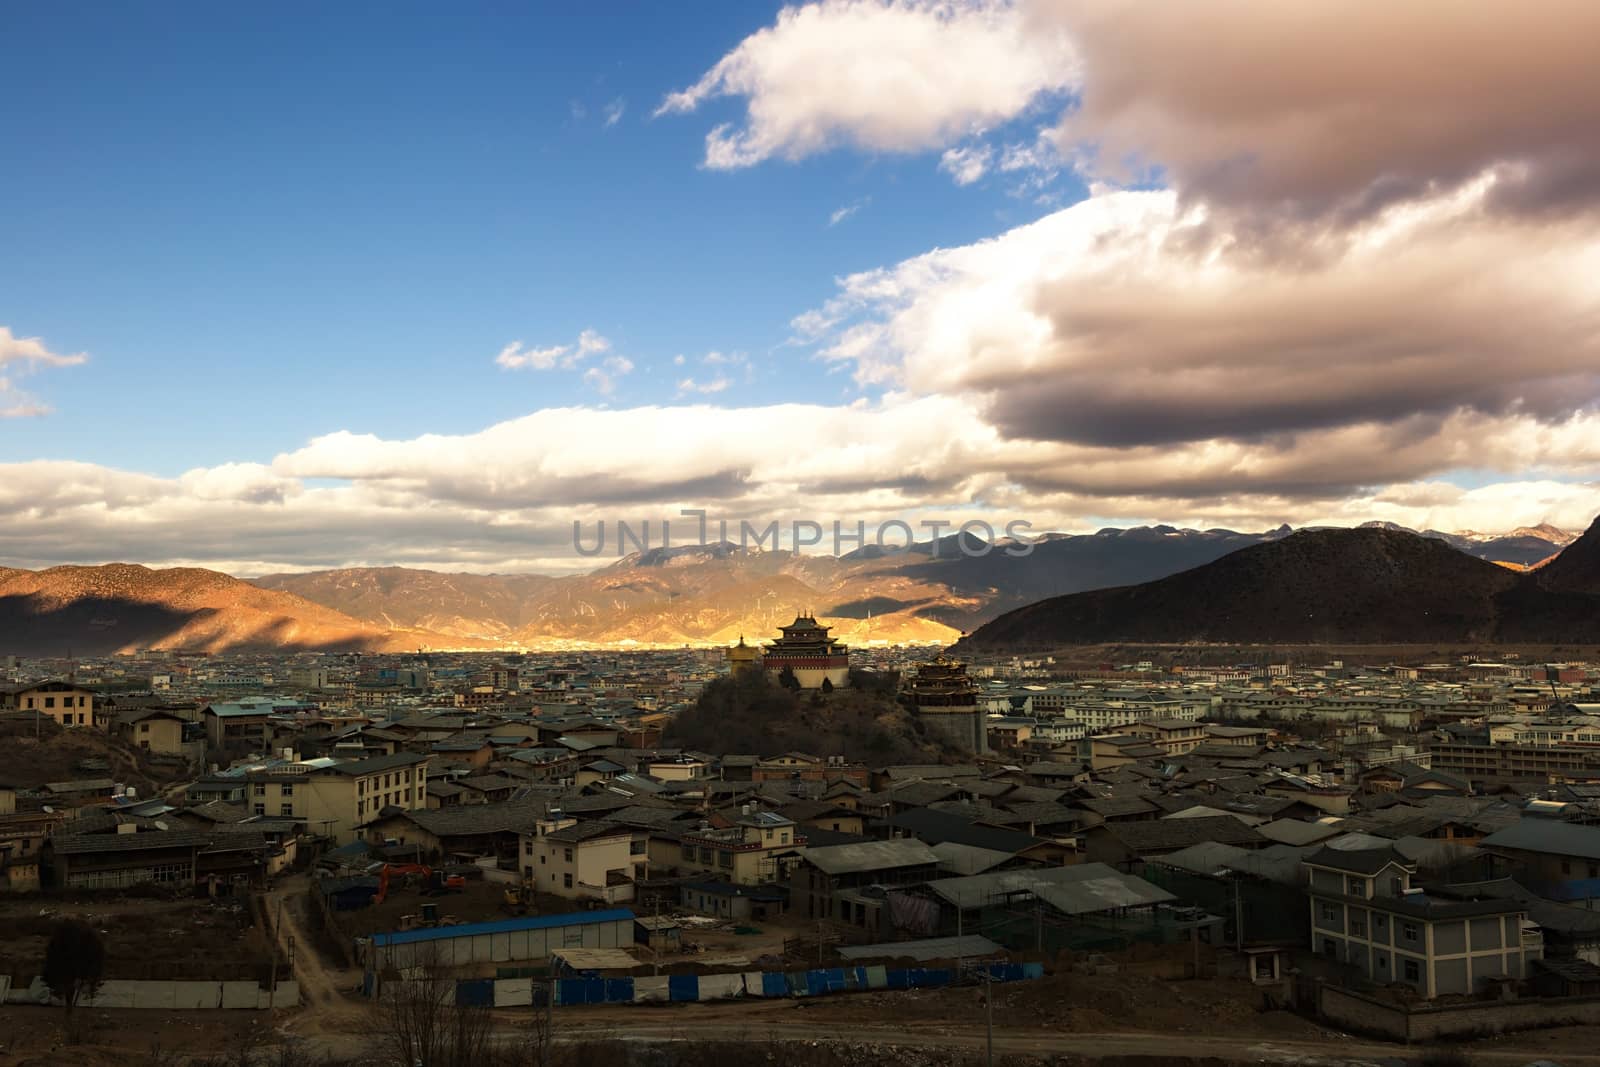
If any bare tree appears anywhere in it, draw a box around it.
[373,944,494,1067]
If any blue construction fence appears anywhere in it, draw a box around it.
[452,961,1043,1007]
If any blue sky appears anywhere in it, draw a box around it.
[0,3,1071,473]
[1,1,1596,573]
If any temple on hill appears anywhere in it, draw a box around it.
[909,654,987,754]
[724,634,761,676]
[761,614,850,690]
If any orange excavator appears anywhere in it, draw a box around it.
[374,863,432,905]
[374,862,467,904]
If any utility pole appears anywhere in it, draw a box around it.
[984,970,994,1067]
[1233,875,1244,951]
[652,891,663,977]
[268,893,286,998]
[544,975,554,1065]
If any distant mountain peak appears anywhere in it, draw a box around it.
[1509,522,1577,544]
[960,520,1600,649]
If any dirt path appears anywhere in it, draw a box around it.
[262,877,374,1038]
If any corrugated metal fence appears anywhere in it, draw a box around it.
[447,961,1043,1007]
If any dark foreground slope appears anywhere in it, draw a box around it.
[960,524,1600,650]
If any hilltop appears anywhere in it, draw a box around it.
[0,563,460,656]
[959,519,1600,651]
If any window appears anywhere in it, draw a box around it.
[280,804,294,817]
[78,696,87,707]
[719,851,733,869]
[254,784,267,797]
[253,804,266,816]
[1350,914,1366,937]
[563,873,573,889]
[281,783,294,796]
[140,723,150,734]
[1401,922,1420,943]
[681,844,696,861]
[1346,876,1366,897]
[1320,903,1338,922]
[1403,959,1420,982]
[44,697,55,709]
[780,832,790,844]
[563,847,573,862]
[541,854,547,865]
[1563,860,1573,875]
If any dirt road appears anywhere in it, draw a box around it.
[262,877,371,1038]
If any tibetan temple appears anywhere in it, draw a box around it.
[758,614,851,690]
[909,655,987,753]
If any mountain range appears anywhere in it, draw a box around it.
[958,517,1600,650]
[0,521,1581,655]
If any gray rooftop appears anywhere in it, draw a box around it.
[1481,819,1600,861]
[837,934,1003,962]
[802,838,940,876]
[925,862,1176,914]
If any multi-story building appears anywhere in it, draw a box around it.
[671,810,806,886]
[1427,735,1600,781]
[1,680,97,727]
[519,815,644,903]
[113,708,189,755]
[202,698,310,754]
[1306,846,1537,997]
[221,751,430,845]
[1120,718,1208,755]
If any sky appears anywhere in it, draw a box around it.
[3,0,1600,575]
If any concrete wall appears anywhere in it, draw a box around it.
[1318,983,1600,1041]
[5,977,297,1010]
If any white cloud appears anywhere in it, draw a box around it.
[0,327,87,369]
[496,329,613,371]
[603,97,626,128]
[0,391,1596,574]
[583,355,635,396]
[0,326,88,417]
[1036,0,1600,222]
[829,198,869,226]
[495,341,569,371]
[657,0,1075,169]
[676,376,731,396]
[938,144,992,186]
[805,178,1600,458]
